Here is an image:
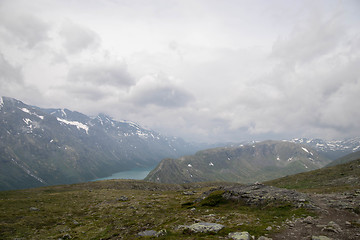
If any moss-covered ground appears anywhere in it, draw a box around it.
[0,180,314,239]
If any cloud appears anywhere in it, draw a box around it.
[0,53,23,85]
[59,21,100,54]
[67,62,135,88]
[0,52,43,103]
[271,12,345,67]
[221,11,360,140]
[0,12,50,48]
[129,74,194,108]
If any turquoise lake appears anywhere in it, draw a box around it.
[93,166,154,181]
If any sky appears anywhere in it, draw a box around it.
[0,0,360,143]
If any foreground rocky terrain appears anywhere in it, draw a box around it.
[0,179,359,239]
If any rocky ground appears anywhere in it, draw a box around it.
[272,190,360,240]
[0,180,359,239]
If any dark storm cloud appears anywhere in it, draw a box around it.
[0,13,50,48]
[67,62,135,88]
[59,21,100,54]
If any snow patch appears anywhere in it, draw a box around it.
[227,157,231,161]
[61,109,67,117]
[209,162,214,166]
[0,97,4,110]
[287,157,293,162]
[303,164,308,169]
[19,107,44,119]
[188,164,192,168]
[301,147,310,153]
[57,118,89,134]
[50,139,54,143]
[23,118,32,125]
[353,145,360,151]
[276,156,280,161]
[11,158,46,184]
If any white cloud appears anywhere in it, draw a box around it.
[59,21,100,54]
[0,0,359,142]
[0,11,50,48]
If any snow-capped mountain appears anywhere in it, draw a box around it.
[290,138,360,159]
[0,97,199,190]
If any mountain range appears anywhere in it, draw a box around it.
[1,96,360,191]
[0,97,199,190]
[144,140,333,184]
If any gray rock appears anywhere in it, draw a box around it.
[137,229,166,237]
[228,231,251,240]
[312,236,332,240]
[188,222,224,233]
[258,237,272,240]
[322,221,342,233]
[29,207,39,211]
[303,216,315,224]
[266,226,272,231]
[118,196,129,201]
[137,230,158,237]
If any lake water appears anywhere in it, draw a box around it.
[93,166,154,181]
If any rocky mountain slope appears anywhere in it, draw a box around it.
[145,140,332,184]
[0,97,198,190]
[290,138,360,160]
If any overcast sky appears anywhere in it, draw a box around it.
[0,0,359,142]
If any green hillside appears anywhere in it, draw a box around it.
[145,140,331,184]
[326,150,360,167]
[265,158,360,193]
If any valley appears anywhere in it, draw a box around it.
[1,157,359,239]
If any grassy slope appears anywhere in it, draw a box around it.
[264,159,360,193]
[0,180,312,240]
[326,150,360,167]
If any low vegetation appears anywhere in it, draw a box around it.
[265,159,360,193]
[0,180,314,239]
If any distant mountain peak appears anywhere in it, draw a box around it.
[0,97,200,191]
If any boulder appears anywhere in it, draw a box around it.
[228,231,251,240]
[312,236,332,240]
[322,221,342,233]
[188,222,224,233]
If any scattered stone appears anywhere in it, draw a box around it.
[137,230,158,237]
[117,196,129,201]
[258,236,272,240]
[303,216,315,224]
[137,229,166,237]
[29,207,39,211]
[266,226,272,231]
[312,236,332,240]
[322,221,342,233]
[345,221,351,226]
[190,207,196,211]
[183,191,195,195]
[72,220,79,225]
[59,234,72,239]
[188,222,224,233]
[228,231,251,240]
[208,184,312,208]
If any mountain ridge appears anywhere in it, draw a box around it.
[145,140,332,184]
[0,96,199,190]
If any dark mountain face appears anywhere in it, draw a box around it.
[0,97,198,190]
[144,140,332,184]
